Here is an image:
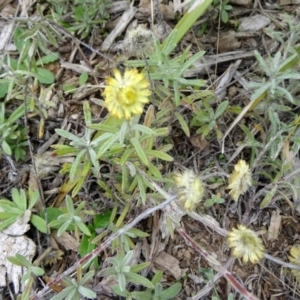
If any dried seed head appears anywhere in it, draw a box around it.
[174,169,204,211]
[227,160,252,201]
[123,25,155,58]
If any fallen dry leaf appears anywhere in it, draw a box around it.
[153,251,184,279]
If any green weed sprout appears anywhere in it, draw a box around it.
[0,188,47,233]
[98,250,154,293]
[8,254,44,300]
[48,195,93,239]
[0,102,25,157]
[50,270,96,300]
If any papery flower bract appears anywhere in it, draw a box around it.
[227,225,265,264]
[174,170,204,211]
[288,245,300,283]
[103,68,151,120]
[227,159,252,201]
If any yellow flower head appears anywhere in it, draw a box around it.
[288,245,300,283]
[174,170,204,211]
[227,225,265,264]
[227,159,252,201]
[103,68,151,120]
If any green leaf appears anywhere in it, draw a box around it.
[174,111,189,136]
[162,0,212,52]
[215,100,229,119]
[2,140,12,155]
[79,72,89,86]
[93,211,111,228]
[97,133,119,158]
[50,286,76,300]
[130,124,155,135]
[37,68,55,84]
[55,129,85,145]
[136,175,146,204]
[79,229,94,255]
[51,144,78,156]
[40,207,64,226]
[126,272,154,289]
[0,82,9,98]
[8,254,30,267]
[160,282,182,300]
[120,148,134,166]
[260,186,277,209]
[130,137,149,166]
[30,214,47,233]
[127,227,149,238]
[31,266,45,276]
[69,149,86,182]
[130,262,150,273]
[0,217,18,231]
[57,219,72,236]
[36,53,60,65]
[78,285,96,298]
[13,188,27,211]
[28,189,39,209]
[144,150,173,162]
[76,220,91,236]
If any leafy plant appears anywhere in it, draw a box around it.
[50,0,109,39]
[0,102,25,158]
[98,250,154,293]
[54,101,173,203]
[79,210,111,269]
[50,270,96,300]
[8,27,59,85]
[191,99,229,138]
[0,188,47,233]
[125,30,206,106]
[6,125,28,161]
[214,0,233,23]
[204,194,225,208]
[249,50,300,106]
[8,254,45,300]
[129,271,182,300]
[52,101,115,196]
[48,195,94,239]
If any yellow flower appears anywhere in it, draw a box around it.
[288,245,300,283]
[227,225,265,264]
[174,170,204,211]
[227,160,252,201]
[103,68,151,119]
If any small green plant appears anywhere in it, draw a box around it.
[8,254,45,300]
[190,99,229,139]
[8,27,59,85]
[54,101,173,203]
[50,270,96,300]
[125,30,206,106]
[98,250,154,294]
[0,188,47,233]
[79,210,111,269]
[214,0,233,23]
[0,102,26,158]
[129,271,182,300]
[204,194,225,207]
[48,195,94,239]
[249,50,300,106]
[50,0,109,39]
[52,101,114,196]
[6,125,28,161]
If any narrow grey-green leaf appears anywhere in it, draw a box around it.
[130,137,148,166]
